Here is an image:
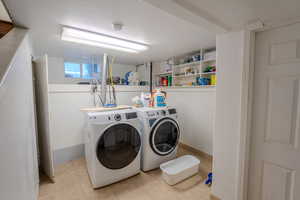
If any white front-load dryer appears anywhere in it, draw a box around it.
[84,109,142,188]
[137,107,180,171]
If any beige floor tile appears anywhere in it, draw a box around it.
[54,161,74,176]
[84,186,118,200]
[38,195,56,200]
[54,184,86,200]
[39,147,212,200]
[39,174,57,198]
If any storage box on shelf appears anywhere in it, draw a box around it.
[154,58,174,87]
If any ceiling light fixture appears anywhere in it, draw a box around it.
[61,26,148,53]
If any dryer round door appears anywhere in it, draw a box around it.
[150,118,180,156]
[96,123,141,170]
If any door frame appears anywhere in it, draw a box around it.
[236,22,300,200]
[235,30,256,200]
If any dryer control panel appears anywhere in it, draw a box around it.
[146,109,177,118]
[168,108,177,115]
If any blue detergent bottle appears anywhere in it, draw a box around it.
[153,89,166,107]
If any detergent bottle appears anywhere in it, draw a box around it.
[141,92,151,107]
[153,88,166,107]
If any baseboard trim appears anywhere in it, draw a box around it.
[210,194,221,200]
[179,142,212,162]
[53,144,84,166]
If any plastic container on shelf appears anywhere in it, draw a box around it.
[197,77,210,85]
[211,74,217,85]
[204,51,216,61]
[160,77,168,86]
[160,155,200,185]
[168,76,172,86]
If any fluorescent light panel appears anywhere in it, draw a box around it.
[61,27,148,53]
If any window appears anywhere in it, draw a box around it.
[82,64,100,79]
[64,62,100,79]
[64,62,81,78]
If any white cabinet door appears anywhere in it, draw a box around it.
[248,23,300,200]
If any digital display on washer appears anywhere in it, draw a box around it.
[126,112,138,119]
[168,108,177,114]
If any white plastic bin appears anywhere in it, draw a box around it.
[204,51,216,61]
[160,155,200,185]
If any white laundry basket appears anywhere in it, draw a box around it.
[160,155,200,185]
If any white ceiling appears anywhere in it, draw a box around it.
[3,0,216,65]
[5,0,300,64]
[0,1,11,22]
[181,0,300,30]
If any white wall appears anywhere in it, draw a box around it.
[48,85,216,156]
[48,84,149,150]
[212,30,249,200]
[166,87,215,155]
[47,56,136,84]
[0,30,38,200]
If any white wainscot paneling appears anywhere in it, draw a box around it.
[48,84,215,157]
[48,84,148,150]
[166,88,216,155]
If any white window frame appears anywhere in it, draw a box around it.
[64,62,100,79]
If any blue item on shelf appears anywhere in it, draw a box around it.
[197,77,210,85]
[124,71,131,85]
[192,54,201,62]
[104,103,117,108]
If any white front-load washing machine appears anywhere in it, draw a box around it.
[84,109,142,188]
[137,107,180,171]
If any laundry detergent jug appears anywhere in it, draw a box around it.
[153,89,166,107]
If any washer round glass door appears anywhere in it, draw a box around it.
[96,123,141,169]
[150,118,180,156]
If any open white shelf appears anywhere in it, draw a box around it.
[173,61,201,68]
[202,58,216,63]
[173,71,216,78]
[156,71,173,76]
[154,48,216,88]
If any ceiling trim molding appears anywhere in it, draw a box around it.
[256,16,300,32]
[142,0,230,34]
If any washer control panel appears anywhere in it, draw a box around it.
[126,112,138,120]
[87,110,138,123]
[114,114,122,121]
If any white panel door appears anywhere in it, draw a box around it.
[248,23,300,200]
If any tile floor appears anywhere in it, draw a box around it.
[39,147,212,200]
